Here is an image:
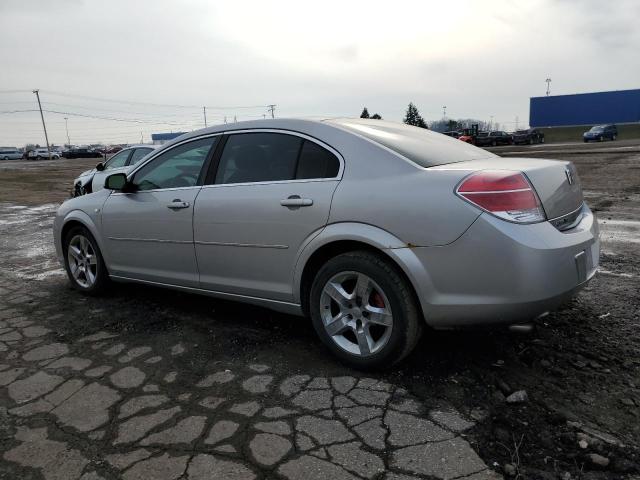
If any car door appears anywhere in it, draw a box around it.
[92,149,132,192]
[193,131,342,301]
[101,136,218,287]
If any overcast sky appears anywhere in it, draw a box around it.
[1,0,639,146]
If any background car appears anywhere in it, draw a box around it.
[63,147,103,159]
[475,131,513,147]
[28,148,60,159]
[72,145,156,196]
[0,147,22,160]
[54,118,598,369]
[583,124,617,142]
[512,128,545,145]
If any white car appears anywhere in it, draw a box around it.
[0,148,22,160]
[28,148,60,159]
[72,145,156,196]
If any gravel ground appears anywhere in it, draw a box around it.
[0,142,638,480]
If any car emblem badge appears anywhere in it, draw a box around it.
[565,167,574,185]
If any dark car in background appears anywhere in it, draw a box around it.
[513,128,545,145]
[583,124,617,142]
[474,130,513,147]
[63,147,103,159]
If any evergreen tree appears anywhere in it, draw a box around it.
[360,107,370,119]
[371,113,382,120]
[403,102,428,129]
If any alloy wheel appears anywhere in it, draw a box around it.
[319,271,393,357]
[67,234,98,288]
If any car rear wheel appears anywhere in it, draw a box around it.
[309,251,423,369]
[63,226,109,295]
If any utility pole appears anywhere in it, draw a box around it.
[64,117,70,146]
[489,115,494,130]
[545,78,552,96]
[203,106,208,127]
[267,104,276,119]
[442,106,446,119]
[32,89,51,160]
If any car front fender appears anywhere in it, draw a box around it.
[55,199,110,268]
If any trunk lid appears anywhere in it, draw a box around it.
[433,157,584,220]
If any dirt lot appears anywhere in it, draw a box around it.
[0,143,638,480]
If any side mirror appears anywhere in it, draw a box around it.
[104,173,129,191]
[96,162,105,171]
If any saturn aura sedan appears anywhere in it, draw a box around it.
[54,118,599,368]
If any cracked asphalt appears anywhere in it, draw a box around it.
[0,141,639,480]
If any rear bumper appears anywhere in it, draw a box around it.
[394,204,599,328]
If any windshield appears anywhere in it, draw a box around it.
[477,132,489,137]
[589,126,604,132]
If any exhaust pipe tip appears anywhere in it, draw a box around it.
[508,323,535,334]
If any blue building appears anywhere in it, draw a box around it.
[151,132,188,145]
[530,89,640,128]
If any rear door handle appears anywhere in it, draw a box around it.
[167,199,190,209]
[281,195,313,207]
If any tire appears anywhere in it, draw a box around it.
[63,226,109,295]
[599,136,604,142]
[528,138,533,145]
[491,140,497,146]
[309,251,423,369]
[2,156,7,160]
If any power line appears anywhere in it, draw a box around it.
[39,89,271,110]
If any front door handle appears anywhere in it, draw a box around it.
[281,195,313,207]
[167,199,190,210]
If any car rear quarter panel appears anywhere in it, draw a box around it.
[326,144,481,247]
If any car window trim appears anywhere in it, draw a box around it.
[202,129,344,186]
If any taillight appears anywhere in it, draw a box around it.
[456,170,546,223]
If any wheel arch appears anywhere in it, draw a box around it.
[294,223,428,321]
[60,210,110,268]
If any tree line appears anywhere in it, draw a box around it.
[359,103,490,132]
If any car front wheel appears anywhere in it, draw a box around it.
[63,226,109,295]
[309,251,423,369]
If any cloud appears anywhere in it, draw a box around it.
[1,0,639,144]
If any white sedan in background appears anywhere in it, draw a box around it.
[72,145,156,196]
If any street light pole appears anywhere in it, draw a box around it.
[545,78,552,96]
[32,89,51,160]
[64,117,70,146]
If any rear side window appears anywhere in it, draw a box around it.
[215,133,302,184]
[296,140,340,179]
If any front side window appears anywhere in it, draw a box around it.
[104,150,130,170]
[129,147,153,166]
[215,133,302,184]
[133,137,216,191]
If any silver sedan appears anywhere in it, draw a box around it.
[53,119,599,369]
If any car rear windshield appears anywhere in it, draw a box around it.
[327,119,495,168]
